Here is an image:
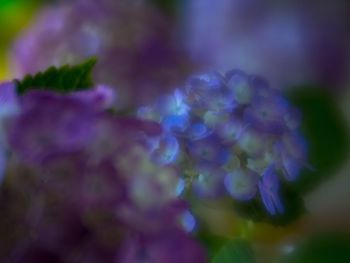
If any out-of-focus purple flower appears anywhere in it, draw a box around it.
[8,91,97,163]
[259,165,284,215]
[118,228,206,263]
[0,88,205,261]
[12,0,197,108]
[185,0,350,90]
[72,84,116,110]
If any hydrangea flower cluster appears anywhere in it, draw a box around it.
[12,0,196,108]
[0,82,205,262]
[138,70,308,215]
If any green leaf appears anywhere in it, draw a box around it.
[285,87,349,194]
[196,231,229,261]
[212,239,256,263]
[277,233,350,263]
[15,58,97,94]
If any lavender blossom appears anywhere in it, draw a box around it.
[118,228,206,263]
[8,91,98,164]
[0,89,206,262]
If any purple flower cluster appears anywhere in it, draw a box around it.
[12,0,196,108]
[138,70,308,215]
[0,83,205,262]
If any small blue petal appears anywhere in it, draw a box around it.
[261,165,279,191]
[180,211,196,232]
[152,136,179,165]
[175,178,186,196]
[187,122,212,141]
[217,119,245,143]
[226,70,253,104]
[192,164,225,198]
[189,136,230,165]
[162,114,189,133]
[156,89,190,116]
[243,95,288,134]
[258,165,284,215]
[237,130,266,156]
[259,183,276,215]
[224,169,258,201]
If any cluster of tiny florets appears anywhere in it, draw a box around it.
[138,69,308,215]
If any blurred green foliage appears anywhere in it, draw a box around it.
[211,239,256,263]
[197,231,230,261]
[287,87,350,194]
[0,0,44,79]
[277,233,350,263]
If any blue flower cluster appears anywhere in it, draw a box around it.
[138,70,308,215]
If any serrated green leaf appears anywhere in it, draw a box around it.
[212,239,256,263]
[15,58,97,94]
[285,87,349,194]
